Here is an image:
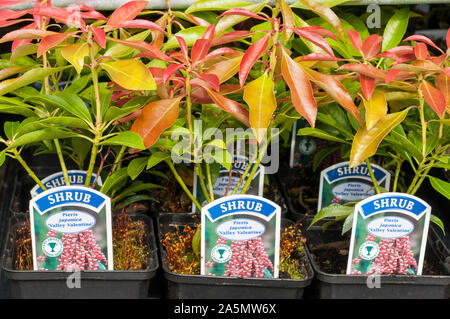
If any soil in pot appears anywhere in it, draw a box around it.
[157,213,314,299]
[12,210,152,271]
[160,217,310,280]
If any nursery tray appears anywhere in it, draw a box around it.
[304,221,450,299]
[157,212,314,299]
[2,214,160,299]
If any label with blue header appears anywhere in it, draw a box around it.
[318,161,391,211]
[29,186,113,271]
[30,170,103,197]
[201,195,281,278]
[192,156,264,212]
[346,193,431,276]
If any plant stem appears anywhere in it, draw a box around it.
[13,149,46,191]
[166,160,202,211]
[54,139,70,186]
[418,90,427,159]
[185,71,193,133]
[392,158,403,192]
[84,139,98,188]
[410,160,435,195]
[111,145,126,174]
[365,159,381,194]
[240,138,269,194]
[205,163,214,201]
[195,164,211,203]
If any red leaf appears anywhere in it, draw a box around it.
[193,73,220,91]
[108,38,172,62]
[206,89,250,127]
[421,81,446,118]
[218,8,266,21]
[37,32,76,57]
[404,34,444,54]
[301,66,362,125]
[191,39,211,64]
[203,47,238,62]
[293,28,334,56]
[163,64,185,86]
[414,42,428,60]
[435,74,450,106]
[107,0,148,26]
[385,69,401,84]
[211,30,254,46]
[299,53,345,61]
[239,32,270,87]
[111,19,164,32]
[131,96,181,148]
[79,9,107,21]
[0,19,31,27]
[90,26,106,49]
[32,6,85,28]
[281,50,317,127]
[0,28,57,43]
[149,67,164,85]
[151,15,166,48]
[177,12,210,27]
[338,63,386,80]
[201,24,215,41]
[346,29,362,53]
[0,9,29,21]
[300,26,338,41]
[176,36,189,60]
[443,67,450,77]
[360,74,375,100]
[362,34,382,60]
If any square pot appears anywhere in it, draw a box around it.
[157,212,314,299]
[2,213,160,299]
[304,222,450,299]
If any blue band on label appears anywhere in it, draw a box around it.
[35,172,97,195]
[207,198,277,221]
[326,163,387,183]
[360,195,428,218]
[35,189,106,213]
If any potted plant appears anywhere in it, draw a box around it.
[0,0,167,298]
[120,0,370,298]
[299,13,450,298]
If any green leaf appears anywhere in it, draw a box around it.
[430,214,445,235]
[16,116,90,137]
[192,227,201,256]
[104,96,149,123]
[215,2,266,36]
[6,128,76,149]
[0,150,5,167]
[127,156,149,180]
[4,121,20,140]
[162,26,207,50]
[65,75,90,94]
[0,67,65,96]
[115,181,163,201]
[308,204,354,229]
[101,131,145,150]
[428,176,450,200]
[382,8,410,51]
[146,151,171,170]
[341,213,354,235]
[298,127,349,144]
[185,0,253,13]
[101,167,128,195]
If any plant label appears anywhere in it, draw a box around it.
[192,156,265,212]
[30,170,103,197]
[201,194,281,278]
[347,193,431,275]
[29,186,113,271]
[290,118,318,168]
[318,161,391,211]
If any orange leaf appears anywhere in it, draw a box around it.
[421,81,446,118]
[131,97,181,148]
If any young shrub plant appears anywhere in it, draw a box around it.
[304,13,449,235]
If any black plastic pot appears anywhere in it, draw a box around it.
[157,212,314,299]
[2,214,160,299]
[304,222,450,299]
